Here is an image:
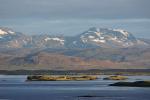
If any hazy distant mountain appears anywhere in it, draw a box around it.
[0,27,149,49]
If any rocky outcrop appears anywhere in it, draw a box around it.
[110,81,150,87]
[27,75,98,81]
[103,75,128,80]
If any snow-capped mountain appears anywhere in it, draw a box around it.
[0,27,31,48]
[0,27,16,39]
[0,28,15,35]
[30,35,65,48]
[68,27,148,48]
[0,27,149,48]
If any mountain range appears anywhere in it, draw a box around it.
[0,27,149,49]
[0,27,150,70]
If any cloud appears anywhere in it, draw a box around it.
[0,0,150,19]
[1,18,150,38]
[0,0,150,38]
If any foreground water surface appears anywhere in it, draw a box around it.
[0,75,150,100]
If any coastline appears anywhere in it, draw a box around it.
[0,69,150,75]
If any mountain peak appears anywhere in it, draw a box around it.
[82,27,134,39]
[77,27,147,48]
[0,27,15,35]
[86,27,130,36]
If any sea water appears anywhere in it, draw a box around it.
[0,75,150,100]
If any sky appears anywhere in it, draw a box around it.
[0,0,150,38]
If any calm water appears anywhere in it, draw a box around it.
[0,75,150,100]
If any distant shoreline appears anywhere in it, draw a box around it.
[0,69,150,75]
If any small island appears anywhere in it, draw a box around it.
[103,75,128,80]
[27,75,98,81]
[110,81,150,87]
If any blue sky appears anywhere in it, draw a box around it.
[0,0,150,38]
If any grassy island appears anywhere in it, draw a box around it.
[103,75,128,80]
[27,75,98,81]
[110,81,150,87]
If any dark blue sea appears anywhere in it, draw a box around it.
[0,75,150,100]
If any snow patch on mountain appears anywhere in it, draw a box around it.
[0,29,15,35]
[110,36,117,41]
[92,39,106,43]
[45,37,65,45]
[88,35,95,39]
[113,29,129,37]
[0,29,7,35]
[8,30,15,34]
[123,42,134,47]
[95,31,102,37]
